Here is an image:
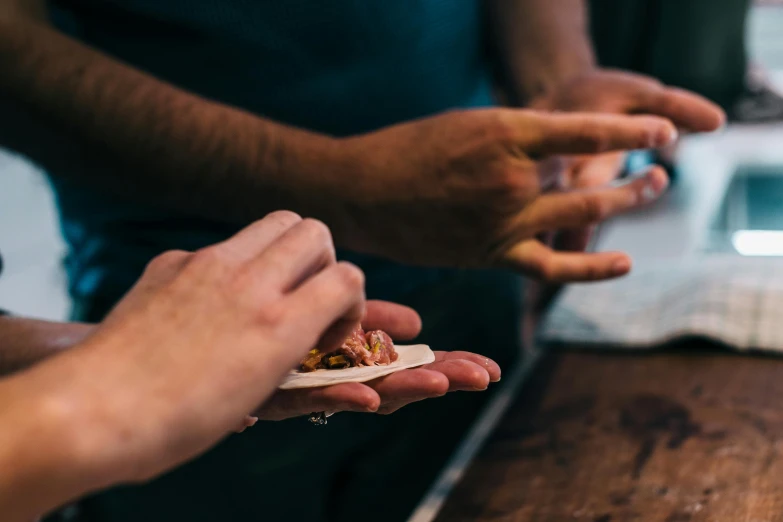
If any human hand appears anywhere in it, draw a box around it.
[255,301,500,420]
[530,69,725,132]
[528,70,721,256]
[338,108,674,282]
[29,211,367,486]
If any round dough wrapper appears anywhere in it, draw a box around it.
[279,344,435,390]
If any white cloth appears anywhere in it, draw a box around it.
[539,256,783,351]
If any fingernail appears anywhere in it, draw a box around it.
[641,184,657,203]
[339,402,374,413]
[640,172,669,203]
[655,125,678,146]
[612,258,631,275]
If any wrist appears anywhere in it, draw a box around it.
[0,373,107,520]
[262,124,375,249]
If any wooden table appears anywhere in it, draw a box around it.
[434,343,783,522]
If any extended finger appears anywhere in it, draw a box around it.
[245,218,336,293]
[213,210,303,264]
[362,300,423,341]
[431,351,501,382]
[420,359,490,391]
[638,86,726,132]
[570,152,627,189]
[521,166,669,232]
[281,262,366,360]
[503,240,632,282]
[516,111,677,157]
[254,383,380,421]
[367,368,449,403]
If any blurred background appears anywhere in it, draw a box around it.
[3,1,783,321]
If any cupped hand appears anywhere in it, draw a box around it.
[254,300,501,420]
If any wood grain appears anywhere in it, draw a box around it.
[435,344,783,522]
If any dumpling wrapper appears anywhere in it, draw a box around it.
[279,344,435,390]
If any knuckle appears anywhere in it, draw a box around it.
[265,210,303,226]
[483,110,520,144]
[256,300,289,329]
[188,246,233,274]
[489,162,518,189]
[144,249,190,275]
[299,218,333,246]
[579,195,608,223]
[334,262,365,292]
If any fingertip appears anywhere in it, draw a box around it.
[639,166,669,203]
[665,125,678,146]
[363,301,423,341]
[653,120,678,147]
[693,96,727,131]
[334,384,381,412]
[471,367,491,391]
[426,371,450,396]
[364,392,381,413]
[706,106,728,131]
[485,358,502,382]
[611,255,632,277]
[410,311,424,338]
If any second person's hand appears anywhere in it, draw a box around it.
[334,108,674,282]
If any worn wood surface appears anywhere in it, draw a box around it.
[435,344,783,522]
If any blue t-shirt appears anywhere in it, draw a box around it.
[48,0,497,302]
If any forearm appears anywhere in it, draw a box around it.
[489,0,596,104]
[0,9,353,230]
[0,367,99,522]
[0,316,92,375]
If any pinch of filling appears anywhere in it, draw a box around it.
[299,326,399,372]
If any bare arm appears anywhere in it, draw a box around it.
[0,214,503,522]
[0,375,97,522]
[0,1,358,234]
[0,316,92,375]
[488,0,596,105]
[0,0,692,281]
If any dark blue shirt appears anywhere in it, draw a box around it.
[48,0,497,302]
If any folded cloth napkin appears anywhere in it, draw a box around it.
[539,256,783,352]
